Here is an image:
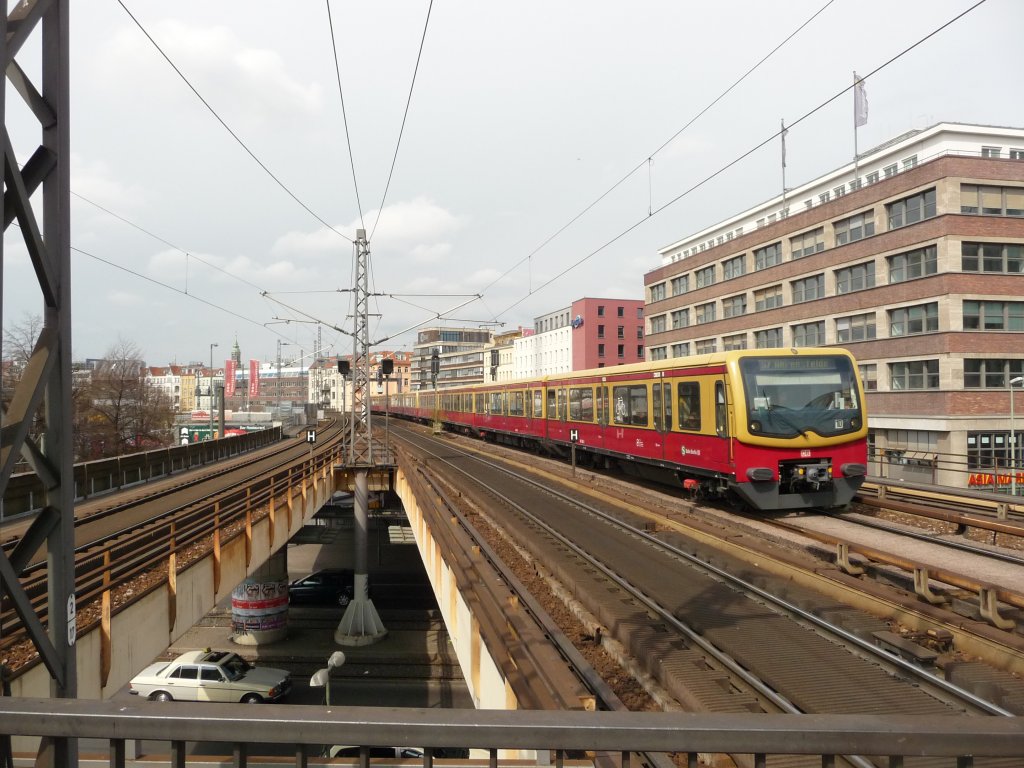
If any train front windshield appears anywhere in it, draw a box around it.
[739,355,863,438]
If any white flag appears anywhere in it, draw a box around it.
[854,73,868,128]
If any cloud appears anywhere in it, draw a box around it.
[97,19,322,123]
[271,198,465,260]
[107,290,147,307]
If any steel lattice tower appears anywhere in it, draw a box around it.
[1,1,77,765]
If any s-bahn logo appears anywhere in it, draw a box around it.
[680,446,701,456]
[571,314,584,329]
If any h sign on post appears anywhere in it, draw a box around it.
[570,429,579,443]
[306,429,316,444]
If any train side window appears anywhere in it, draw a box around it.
[569,386,594,422]
[532,389,544,418]
[677,382,701,431]
[547,388,557,419]
[509,390,525,416]
[557,388,568,421]
[596,386,607,426]
[715,381,728,436]
[489,391,504,415]
[613,385,648,426]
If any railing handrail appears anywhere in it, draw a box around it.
[2,698,1023,759]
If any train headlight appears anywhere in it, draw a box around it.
[749,421,762,432]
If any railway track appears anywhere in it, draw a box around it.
[394,423,1024,768]
[0,421,346,672]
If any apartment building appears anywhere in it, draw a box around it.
[644,123,1024,490]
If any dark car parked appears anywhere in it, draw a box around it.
[288,569,355,607]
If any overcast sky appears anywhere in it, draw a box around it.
[4,0,1023,368]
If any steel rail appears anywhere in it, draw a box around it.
[397,428,1014,720]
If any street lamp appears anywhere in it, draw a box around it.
[309,651,346,705]
[1010,376,1023,496]
[209,342,219,441]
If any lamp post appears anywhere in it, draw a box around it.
[209,342,218,441]
[1011,376,1023,496]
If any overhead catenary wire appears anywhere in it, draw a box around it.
[73,245,293,339]
[493,0,989,320]
[368,0,435,243]
[117,0,355,245]
[479,0,838,297]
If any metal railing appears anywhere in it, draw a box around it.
[2,698,1023,767]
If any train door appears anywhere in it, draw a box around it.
[651,379,671,461]
[595,384,608,450]
[715,379,734,466]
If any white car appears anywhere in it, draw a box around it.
[129,649,291,703]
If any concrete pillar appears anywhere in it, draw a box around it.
[231,549,289,645]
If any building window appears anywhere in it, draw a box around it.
[650,347,667,361]
[695,302,716,324]
[617,326,625,339]
[850,178,862,191]
[887,188,936,228]
[637,306,644,319]
[1011,149,1024,160]
[637,345,644,357]
[963,300,1024,331]
[818,192,831,204]
[617,344,625,358]
[834,211,875,245]
[790,227,825,259]
[982,146,1002,158]
[835,261,875,294]
[671,309,689,329]
[889,360,939,390]
[617,306,624,317]
[836,312,876,343]
[865,171,880,185]
[671,342,689,357]
[722,294,747,319]
[671,274,690,295]
[902,155,918,170]
[967,431,1018,471]
[696,265,716,288]
[649,316,666,334]
[722,254,746,280]
[598,343,605,358]
[649,284,666,302]
[964,359,1024,388]
[888,245,937,283]
[694,339,717,354]
[754,327,783,348]
[597,324,605,338]
[722,333,747,351]
[754,285,783,311]
[960,184,1024,217]
[791,274,825,303]
[859,363,877,391]
[962,242,1024,273]
[889,303,938,336]
[754,242,782,270]
[597,305,605,316]
[883,163,898,178]
[636,327,643,339]
[792,321,826,347]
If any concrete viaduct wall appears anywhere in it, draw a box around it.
[9,461,334,701]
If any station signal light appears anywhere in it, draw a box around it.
[337,360,350,375]
[381,358,394,376]
[430,350,440,380]
[377,367,383,385]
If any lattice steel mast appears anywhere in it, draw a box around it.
[1,1,77,765]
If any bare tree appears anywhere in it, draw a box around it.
[78,338,175,459]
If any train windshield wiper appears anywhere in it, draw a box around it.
[761,388,808,438]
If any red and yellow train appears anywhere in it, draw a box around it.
[376,348,868,511]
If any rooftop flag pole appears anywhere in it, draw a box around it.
[853,71,868,184]
[781,118,788,215]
